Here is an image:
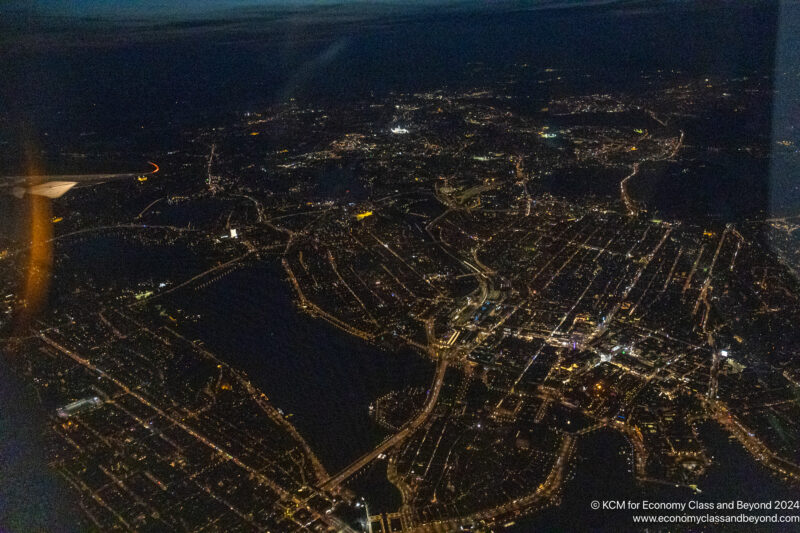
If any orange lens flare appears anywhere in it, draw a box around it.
[20,194,53,322]
[14,147,54,332]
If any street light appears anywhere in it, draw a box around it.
[360,497,372,533]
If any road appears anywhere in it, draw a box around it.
[320,354,449,491]
[38,330,352,532]
[710,402,800,481]
[619,162,640,215]
[405,434,577,533]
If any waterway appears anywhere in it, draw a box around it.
[510,424,799,532]
[163,258,433,511]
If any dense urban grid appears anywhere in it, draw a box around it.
[2,67,800,532]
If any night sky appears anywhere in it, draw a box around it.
[7,0,461,18]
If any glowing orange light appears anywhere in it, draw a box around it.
[19,194,53,328]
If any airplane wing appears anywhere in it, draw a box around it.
[20,181,79,199]
[2,162,158,199]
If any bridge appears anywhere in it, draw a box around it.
[320,355,448,491]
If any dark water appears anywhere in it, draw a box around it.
[539,166,629,202]
[164,259,434,474]
[54,233,206,286]
[346,458,403,514]
[631,158,772,223]
[510,424,800,532]
[23,231,428,515]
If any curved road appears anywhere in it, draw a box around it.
[320,355,448,491]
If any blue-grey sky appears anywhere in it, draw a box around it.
[8,0,463,18]
[5,0,637,20]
